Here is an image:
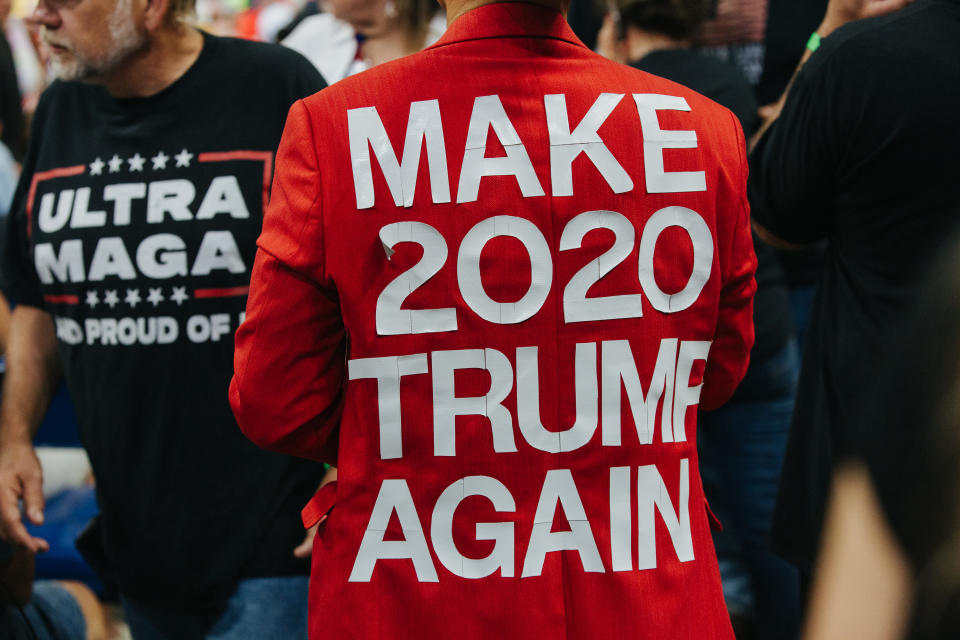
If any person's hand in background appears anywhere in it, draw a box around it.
[293,465,337,559]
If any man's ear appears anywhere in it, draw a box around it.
[142,0,171,31]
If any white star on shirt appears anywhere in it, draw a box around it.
[151,151,169,170]
[104,290,119,308]
[89,158,105,176]
[174,148,193,168]
[125,288,141,308]
[108,154,123,173]
[128,153,145,172]
[85,290,99,308]
[147,287,165,307]
[170,286,189,306]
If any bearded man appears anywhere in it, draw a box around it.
[0,0,326,635]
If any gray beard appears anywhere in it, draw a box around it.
[48,0,147,81]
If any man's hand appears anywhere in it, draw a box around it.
[293,465,337,559]
[821,0,914,36]
[0,440,48,553]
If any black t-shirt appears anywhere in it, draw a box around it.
[1,31,326,612]
[758,0,830,290]
[632,49,793,364]
[749,0,960,569]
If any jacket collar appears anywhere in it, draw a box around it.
[429,2,587,50]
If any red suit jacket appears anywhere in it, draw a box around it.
[231,4,756,638]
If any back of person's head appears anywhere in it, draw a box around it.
[329,0,436,40]
[394,0,436,39]
[611,0,713,40]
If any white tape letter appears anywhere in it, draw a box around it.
[637,206,713,313]
[432,476,516,579]
[348,353,429,459]
[348,100,450,209]
[457,215,552,324]
[633,94,706,194]
[637,459,693,570]
[457,95,544,203]
[349,479,438,582]
[673,340,711,442]
[522,469,604,577]
[601,338,677,446]
[376,222,457,335]
[610,466,632,572]
[559,209,643,322]
[432,349,516,456]
[545,93,633,197]
[516,343,598,453]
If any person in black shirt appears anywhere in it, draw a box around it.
[0,0,326,635]
[598,2,800,637]
[750,0,959,595]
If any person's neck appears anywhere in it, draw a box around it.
[625,28,687,63]
[443,0,568,27]
[358,23,423,66]
[96,22,204,99]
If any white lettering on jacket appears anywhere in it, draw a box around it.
[348,92,708,209]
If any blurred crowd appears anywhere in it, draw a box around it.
[1,0,959,638]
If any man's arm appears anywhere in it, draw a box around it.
[749,0,914,248]
[230,100,346,463]
[0,305,62,553]
[751,0,915,151]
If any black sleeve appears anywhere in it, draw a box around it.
[284,46,326,99]
[748,54,840,245]
[0,95,49,310]
[295,53,327,96]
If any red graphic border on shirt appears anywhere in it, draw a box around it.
[28,151,274,306]
[27,165,87,235]
[194,286,250,299]
[197,151,273,213]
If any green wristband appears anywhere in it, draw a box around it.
[806,32,822,53]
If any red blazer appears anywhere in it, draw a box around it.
[231,4,755,638]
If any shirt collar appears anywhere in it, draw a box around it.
[429,2,586,50]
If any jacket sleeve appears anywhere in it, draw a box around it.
[700,113,757,411]
[230,100,345,463]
